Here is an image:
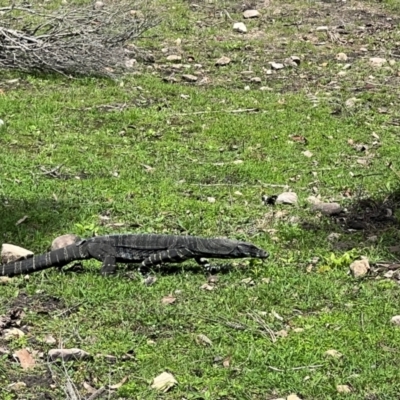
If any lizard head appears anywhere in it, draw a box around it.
[234,242,269,259]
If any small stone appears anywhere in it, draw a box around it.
[349,257,370,278]
[0,119,4,127]
[233,22,247,33]
[311,202,342,216]
[250,77,262,83]
[369,57,387,68]
[336,52,348,61]
[307,196,321,205]
[302,150,313,158]
[200,283,215,291]
[345,97,357,108]
[182,74,198,82]
[143,275,157,286]
[1,244,33,264]
[269,62,284,70]
[325,349,343,358]
[290,56,301,65]
[125,59,137,68]
[276,192,298,205]
[0,276,12,284]
[316,26,329,31]
[337,385,352,393]
[244,85,250,90]
[241,277,255,286]
[166,55,182,62]
[4,328,25,341]
[44,335,57,345]
[196,334,213,346]
[93,1,104,10]
[151,372,177,392]
[284,57,298,68]
[275,329,288,338]
[391,315,400,325]
[327,232,341,242]
[215,56,231,66]
[51,234,80,251]
[243,9,260,19]
[343,63,352,70]
[8,382,27,392]
[287,394,302,400]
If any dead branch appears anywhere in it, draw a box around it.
[0,1,160,77]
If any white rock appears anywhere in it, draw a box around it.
[4,328,25,341]
[233,22,247,33]
[349,258,370,278]
[151,372,178,392]
[0,119,4,127]
[369,57,387,68]
[345,97,357,108]
[166,55,182,62]
[325,349,343,358]
[307,196,321,205]
[1,244,33,264]
[243,9,260,19]
[93,1,104,10]
[336,52,348,61]
[337,385,352,393]
[182,74,198,82]
[390,315,400,325]
[327,232,341,242]
[269,62,284,70]
[215,56,231,66]
[125,59,137,68]
[287,394,302,400]
[290,56,301,65]
[8,382,27,392]
[276,192,298,205]
[316,26,329,31]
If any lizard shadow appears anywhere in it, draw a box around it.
[61,262,243,277]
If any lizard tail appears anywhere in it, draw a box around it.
[0,243,89,277]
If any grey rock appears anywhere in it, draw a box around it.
[51,234,81,251]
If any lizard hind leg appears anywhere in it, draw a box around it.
[87,242,118,276]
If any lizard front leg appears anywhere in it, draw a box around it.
[87,243,118,276]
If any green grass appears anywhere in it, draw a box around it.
[1,0,400,399]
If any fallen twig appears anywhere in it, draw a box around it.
[175,108,259,116]
[0,1,159,77]
[86,386,106,400]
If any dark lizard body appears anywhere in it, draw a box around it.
[0,234,269,277]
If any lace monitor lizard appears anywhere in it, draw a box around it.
[0,234,269,277]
